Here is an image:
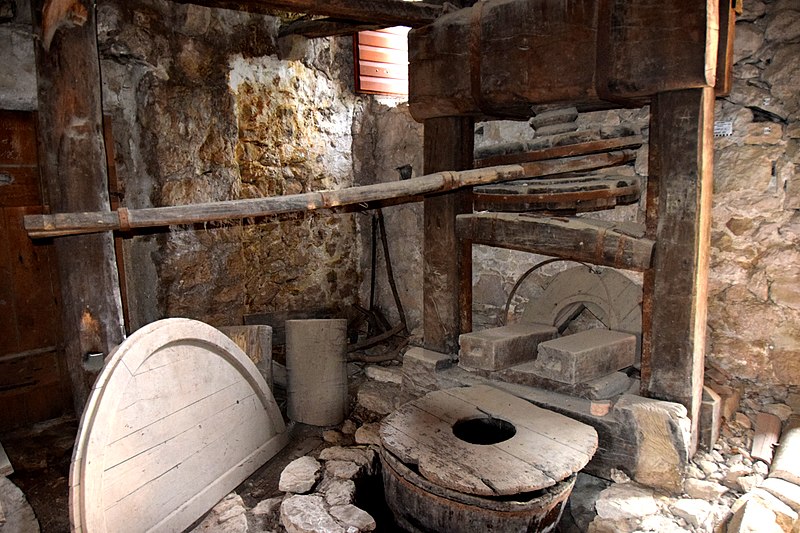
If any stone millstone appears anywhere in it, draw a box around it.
[458,323,557,371]
[532,329,636,384]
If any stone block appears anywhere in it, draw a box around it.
[613,395,690,493]
[729,490,798,533]
[401,346,455,396]
[761,477,800,513]
[458,323,557,371]
[532,329,636,385]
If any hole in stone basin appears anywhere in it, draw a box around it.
[452,417,516,445]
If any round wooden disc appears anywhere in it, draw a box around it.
[379,385,597,496]
[69,318,288,533]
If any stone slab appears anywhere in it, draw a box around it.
[458,323,557,371]
[532,329,636,385]
[771,424,800,485]
[496,363,632,400]
[402,346,455,396]
[760,477,800,513]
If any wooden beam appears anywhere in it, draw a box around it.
[32,0,125,414]
[474,136,643,169]
[423,117,473,355]
[279,17,381,38]
[171,0,442,27]
[457,213,654,272]
[24,150,635,238]
[715,0,737,97]
[641,87,715,454]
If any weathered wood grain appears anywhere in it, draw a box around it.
[33,0,125,414]
[70,318,288,533]
[457,213,654,272]
[422,116,473,355]
[595,0,718,102]
[408,0,719,120]
[641,88,715,455]
[379,385,597,496]
[171,0,442,27]
[751,412,781,464]
[24,150,635,238]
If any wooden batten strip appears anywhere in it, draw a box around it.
[24,150,635,239]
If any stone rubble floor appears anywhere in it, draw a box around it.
[1,364,797,533]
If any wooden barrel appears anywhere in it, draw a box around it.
[380,447,576,533]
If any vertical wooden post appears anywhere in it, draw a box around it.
[641,87,715,453]
[422,117,474,354]
[33,0,125,414]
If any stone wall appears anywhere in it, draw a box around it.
[0,0,35,110]
[707,0,800,397]
[97,0,363,328]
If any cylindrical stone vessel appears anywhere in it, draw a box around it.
[286,319,348,426]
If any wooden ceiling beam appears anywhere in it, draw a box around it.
[279,17,382,38]
[170,0,442,27]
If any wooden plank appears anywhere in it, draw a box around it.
[33,0,126,414]
[70,318,288,533]
[715,0,736,96]
[641,87,715,455]
[422,116,473,354]
[170,0,442,27]
[0,348,69,430]
[751,412,781,464]
[595,0,717,102]
[24,149,636,239]
[6,207,61,352]
[0,209,19,355]
[379,385,596,496]
[358,29,408,51]
[0,110,39,166]
[218,325,273,391]
[457,213,654,272]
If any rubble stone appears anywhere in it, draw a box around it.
[329,504,376,532]
[594,483,658,521]
[353,423,381,446]
[684,478,729,500]
[319,478,356,507]
[190,493,248,533]
[324,460,361,480]
[319,447,375,475]
[364,365,403,384]
[669,498,712,529]
[279,456,322,494]
[280,495,344,533]
[251,496,283,517]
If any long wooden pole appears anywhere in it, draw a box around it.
[24,149,635,239]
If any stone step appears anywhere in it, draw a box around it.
[531,329,636,385]
[458,323,557,371]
